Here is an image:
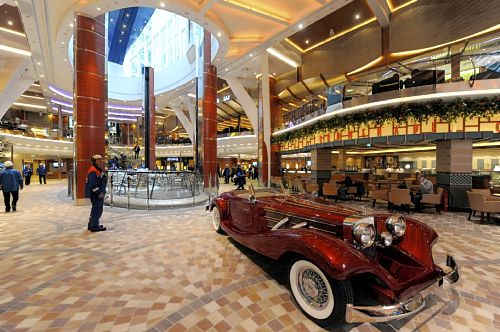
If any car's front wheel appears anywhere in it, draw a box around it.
[289,259,353,327]
[211,206,225,234]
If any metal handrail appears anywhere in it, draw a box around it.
[107,170,205,209]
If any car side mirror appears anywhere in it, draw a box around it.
[249,194,256,204]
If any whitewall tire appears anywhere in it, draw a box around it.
[289,259,352,327]
[211,206,224,234]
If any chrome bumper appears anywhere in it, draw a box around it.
[347,255,459,323]
[440,255,460,286]
[346,293,425,323]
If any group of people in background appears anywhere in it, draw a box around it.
[0,161,48,213]
[220,163,258,190]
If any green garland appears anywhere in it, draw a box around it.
[272,97,500,144]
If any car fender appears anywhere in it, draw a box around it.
[272,229,381,281]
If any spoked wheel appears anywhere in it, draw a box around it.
[289,259,353,327]
[211,206,225,234]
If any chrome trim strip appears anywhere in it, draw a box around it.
[345,293,425,323]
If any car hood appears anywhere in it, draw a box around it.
[258,193,363,222]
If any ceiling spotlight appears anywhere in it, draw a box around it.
[160,2,165,7]
[7,20,13,26]
[69,23,74,27]
[305,40,309,44]
[40,74,44,78]
[217,32,222,37]
[37,62,41,66]
[96,7,101,11]
[298,23,303,29]
[249,53,253,57]
[355,14,360,19]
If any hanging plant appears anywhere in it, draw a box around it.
[272,97,500,144]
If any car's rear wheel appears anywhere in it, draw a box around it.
[289,259,353,327]
[211,206,225,234]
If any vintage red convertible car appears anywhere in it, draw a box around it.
[207,185,459,327]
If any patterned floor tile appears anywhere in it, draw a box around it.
[0,181,498,331]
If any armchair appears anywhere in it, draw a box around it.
[305,183,319,194]
[466,191,500,223]
[388,188,412,214]
[370,185,389,208]
[421,187,444,214]
[322,182,338,202]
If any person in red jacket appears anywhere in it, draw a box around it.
[85,154,108,232]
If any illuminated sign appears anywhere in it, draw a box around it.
[217,95,231,103]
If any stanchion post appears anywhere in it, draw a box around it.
[146,172,150,211]
[109,173,114,208]
[127,175,131,210]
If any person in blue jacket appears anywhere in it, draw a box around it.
[23,165,33,185]
[85,154,108,232]
[0,161,23,212]
[36,162,47,184]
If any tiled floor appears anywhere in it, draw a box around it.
[0,180,499,331]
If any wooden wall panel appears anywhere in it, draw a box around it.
[390,0,500,53]
[302,21,381,80]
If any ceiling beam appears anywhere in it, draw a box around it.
[216,106,233,119]
[229,37,264,44]
[199,0,220,16]
[222,101,243,115]
[366,0,391,28]
[220,0,289,26]
[300,80,314,95]
[286,87,303,101]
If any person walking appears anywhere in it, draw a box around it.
[223,164,231,184]
[236,165,246,190]
[85,155,108,232]
[132,144,140,159]
[36,162,47,184]
[23,165,33,185]
[0,161,23,212]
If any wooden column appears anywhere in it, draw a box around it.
[73,14,106,204]
[436,140,473,210]
[337,150,347,170]
[269,77,281,178]
[311,148,332,194]
[203,30,218,188]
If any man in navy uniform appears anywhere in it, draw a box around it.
[36,162,47,184]
[0,161,23,212]
[85,155,108,232]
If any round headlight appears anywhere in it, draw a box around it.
[353,223,375,248]
[386,216,406,237]
[380,231,393,247]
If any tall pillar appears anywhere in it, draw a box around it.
[451,55,461,82]
[119,123,128,145]
[337,150,347,170]
[57,105,63,138]
[436,140,473,210]
[258,54,272,187]
[143,66,156,169]
[73,14,106,205]
[311,148,332,194]
[269,77,281,179]
[203,30,218,188]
